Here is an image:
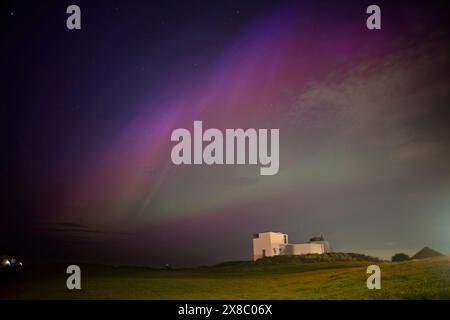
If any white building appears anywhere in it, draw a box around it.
[308,235,331,252]
[252,231,288,260]
[252,231,330,261]
[284,243,325,255]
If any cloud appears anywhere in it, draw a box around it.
[390,142,441,162]
[33,222,132,236]
[286,35,450,150]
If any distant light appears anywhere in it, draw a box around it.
[1,259,11,267]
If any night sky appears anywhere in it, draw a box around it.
[2,0,450,267]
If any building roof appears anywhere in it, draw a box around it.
[252,231,286,238]
[254,231,285,235]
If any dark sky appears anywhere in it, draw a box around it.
[2,0,450,267]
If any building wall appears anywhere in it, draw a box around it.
[285,243,325,255]
[309,240,331,252]
[252,232,288,261]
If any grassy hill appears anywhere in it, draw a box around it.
[1,254,450,299]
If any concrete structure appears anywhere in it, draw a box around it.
[252,231,288,261]
[309,236,331,252]
[252,231,330,261]
[285,243,325,255]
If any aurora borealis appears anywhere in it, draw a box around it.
[2,0,450,266]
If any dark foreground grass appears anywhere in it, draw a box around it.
[1,256,449,299]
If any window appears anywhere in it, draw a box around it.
[284,235,287,244]
[262,249,266,257]
[273,248,277,254]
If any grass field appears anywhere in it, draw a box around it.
[1,255,450,299]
